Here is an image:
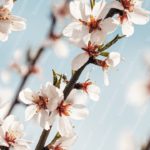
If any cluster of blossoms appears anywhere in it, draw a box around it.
[19,80,100,137]
[0,115,30,150]
[0,0,149,149]
[0,0,26,41]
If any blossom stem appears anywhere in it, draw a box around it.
[4,12,58,118]
[4,47,45,117]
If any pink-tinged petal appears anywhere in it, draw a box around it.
[70,104,89,120]
[58,116,74,137]
[106,52,121,67]
[72,52,90,71]
[92,0,106,19]
[122,20,134,37]
[11,15,26,31]
[0,132,9,147]
[87,84,100,101]
[1,0,14,11]
[109,1,124,10]
[25,105,37,121]
[19,88,34,105]
[101,18,117,34]
[60,135,77,148]
[3,115,15,130]
[90,30,106,45]
[63,21,83,37]
[38,110,50,130]
[0,32,8,42]
[128,7,150,25]
[103,69,109,86]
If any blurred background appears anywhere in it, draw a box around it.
[0,0,150,149]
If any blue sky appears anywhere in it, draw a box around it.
[0,0,150,149]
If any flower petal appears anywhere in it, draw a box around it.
[122,20,134,37]
[72,52,89,71]
[25,105,37,121]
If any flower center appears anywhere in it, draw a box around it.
[119,11,128,23]
[57,101,71,116]
[0,7,10,20]
[121,0,134,12]
[5,131,16,145]
[54,146,63,150]
[82,41,99,56]
[79,16,101,33]
[35,96,48,110]
[82,81,92,93]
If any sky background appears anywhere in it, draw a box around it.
[0,0,150,150]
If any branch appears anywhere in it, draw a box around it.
[141,139,150,150]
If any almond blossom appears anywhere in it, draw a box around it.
[48,90,89,136]
[19,82,63,130]
[0,0,26,41]
[99,52,121,86]
[63,0,117,44]
[75,80,100,101]
[49,134,77,150]
[0,115,30,150]
[112,0,150,36]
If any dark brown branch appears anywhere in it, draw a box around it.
[141,139,150,150]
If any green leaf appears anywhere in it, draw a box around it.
[52,69,58,86]
[100,51,109,57]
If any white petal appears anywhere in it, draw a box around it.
[63,21,83,37]
[92,0,106,19]
[100,18,117,34]
[70,104,89,120]
[72,52,90,71]
[11,16,26,31]
[90,30,106,45]
[103,69,109,86]
[25,105,37,121]
[87,84,100,101]
[106,52,121,67]
[19,88,34,104]
[122,20,134,37]
[60,135,77,148]
[128,7,150,25]
[36,110,50,130]
[0,32,8,41]
[58,116,74,137]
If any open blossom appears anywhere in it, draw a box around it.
[0,0,26,41]
[75,80,100,101]
[63,0,117,44]
[98,52,121,86]
[112,0,150,36]
[49,134,77,150]
[49,90,89,136]
[19,82,63,130]
[0,115,30,150]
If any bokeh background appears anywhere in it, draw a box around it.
[0,0,150,149]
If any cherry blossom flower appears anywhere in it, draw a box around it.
[49,90,89,136]
[0,115,30,150]
[99,52,121,86]
[71,34,100,71]
[19,82,63,130]
[112,0,150,36]
[49,134,77,150]
[127,79,150,107]
[0,0,26,41]
[75,80,100,101]
[63,0,117,44]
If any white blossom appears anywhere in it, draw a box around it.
[0,115,30,150]
[19,82,63,130]
[112,0,150,36]
[63,0,117,44]
[49,90,89,136]
[102,52,121,86]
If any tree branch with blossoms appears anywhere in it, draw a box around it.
[0,0,150,150]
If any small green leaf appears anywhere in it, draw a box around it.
[100,51,109,57]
